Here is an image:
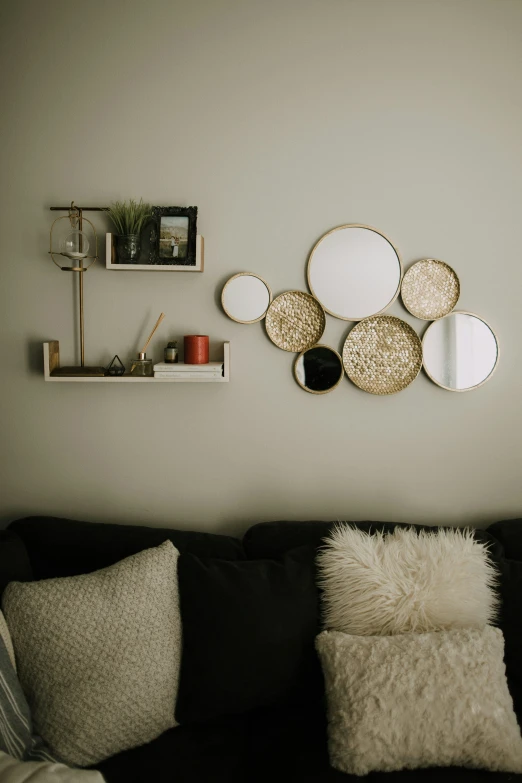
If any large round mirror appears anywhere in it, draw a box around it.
[222,273,272,324]
[423,312,498,391]
[294,344,344,394]
[307,224,402,321]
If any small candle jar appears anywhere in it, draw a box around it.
[130,352,153,377]
[184,335,209,364]
[164,341,179,363]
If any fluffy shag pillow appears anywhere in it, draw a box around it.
[316,627,522,776]
[318,526,498,635]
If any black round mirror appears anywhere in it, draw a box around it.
[294,344,344,394]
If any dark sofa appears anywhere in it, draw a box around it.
[3,515,522,783]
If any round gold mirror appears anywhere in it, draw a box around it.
[294,345,344,394]
[307,224,402,321]
[422,312,498,391]
[221,272,272,324]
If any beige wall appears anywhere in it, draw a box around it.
[1,0,521,535]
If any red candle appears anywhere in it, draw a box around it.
[184,335,209,364]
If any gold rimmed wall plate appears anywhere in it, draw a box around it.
[342,315,422,395]
[401,259,460,321]
[221,272,272,324]
[265,291,326,352]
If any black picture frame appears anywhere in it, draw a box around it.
[150,206,198,267]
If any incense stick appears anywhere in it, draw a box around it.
[141,312,165,354]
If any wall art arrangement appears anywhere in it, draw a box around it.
[221,224,499,396]
[44,201,226,383]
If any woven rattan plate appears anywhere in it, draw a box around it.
[265,291,326,352]
[401,259,460,320]
[342,315,422,395]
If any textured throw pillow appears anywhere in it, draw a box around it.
[318,525,498,635]
[316,627,522,776]
[0,612,56,763]
[0,751,105,782]
[175,546,320,724]
[2,541,181,767]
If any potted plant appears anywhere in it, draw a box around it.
[107,199,151,264]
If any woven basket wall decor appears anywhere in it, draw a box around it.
[342,315,422,395]
[265,291,326,352]
[401,259,460,320]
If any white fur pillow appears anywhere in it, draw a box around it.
[316,627,522,776]
[318,526,498,635]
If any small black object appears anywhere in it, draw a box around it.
[105,355,125,376]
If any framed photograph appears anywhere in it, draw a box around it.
[106,205,202,271]
[152,206,198,267]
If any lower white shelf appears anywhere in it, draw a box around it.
[43,341,230,383]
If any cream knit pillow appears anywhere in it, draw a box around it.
[318,526,498,635]
[2,541,181,767]
[317,627,522,776]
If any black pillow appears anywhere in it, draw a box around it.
[9,516,245,578]
[243,519,503,561]
[498,558,522,723]
[488,519,522,560]
[0,530,32,596]
[176,546,320,724]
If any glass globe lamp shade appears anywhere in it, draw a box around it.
[59,230,89,260]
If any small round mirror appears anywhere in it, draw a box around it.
[307,224,402,321]
[294,344,344,394]
[423,312,498,392]
[222,273,272,324]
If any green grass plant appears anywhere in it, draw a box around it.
[107,199,151,235]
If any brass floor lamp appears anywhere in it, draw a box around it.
[49,202,107,376]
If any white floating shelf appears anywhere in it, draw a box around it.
[105,233,204,271]
[43,341,230,383]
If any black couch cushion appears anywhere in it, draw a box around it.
[8,516,245,578]
[95,705,328,783]
[0,529,32,595]
[95,716,246,783]
[94,704,520,783]
[243,520,504,562]
[498,558,522,721]
[487,519,522,560]
[175,546,320,724]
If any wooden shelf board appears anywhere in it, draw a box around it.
[43,341,230,383]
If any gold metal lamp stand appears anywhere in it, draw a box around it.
[49,202,107,376]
